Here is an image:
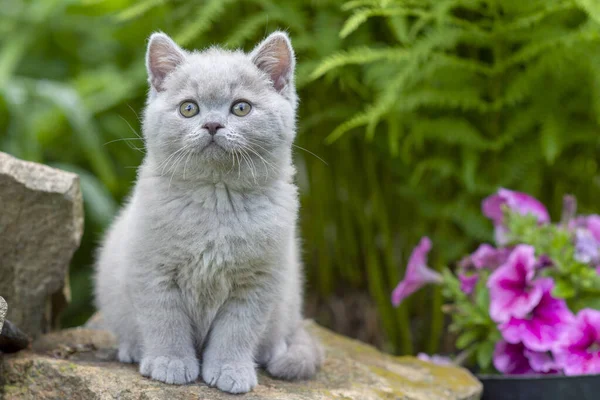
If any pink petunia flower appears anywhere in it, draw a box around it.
[524,349,559,374]
[471,244,512,270]
[487,245,544,323]
[582,215,600,243]
[499,278,574,352]
[482,189,550,246]
[494,340,559,375]
[553,308,600,376]
[493,341,535,375]
[391,237,442,307]
[458,272,478,294]
[574,229,600,264]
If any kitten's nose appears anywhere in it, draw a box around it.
[202,122,224,135]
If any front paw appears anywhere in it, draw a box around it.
[202,360,257,394]
[140,355,199,384]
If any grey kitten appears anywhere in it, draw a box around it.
[94,31,323,394]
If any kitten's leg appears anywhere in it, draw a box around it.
[266,325,324,380]
[201,286,272,394]
[117,329,142,363]
[136,288,199,385]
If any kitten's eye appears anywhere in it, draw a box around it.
[231,101,252,117]
[179,101,199,118]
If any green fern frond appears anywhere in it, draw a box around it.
[310,47,409,80]
[410,157,457,186]
[225,13,270,48]
[114,0,166,22]
[576,0,600,25]
[325,111,372,143]
[398,88,490,113]
[341,0,385,11]
[175,0,238,46]
[496,2,576,32]
[340,7,429,38]
[409,118,497,150]
[496,24,600,73]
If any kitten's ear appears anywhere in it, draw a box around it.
[250,31,295,93]
[146,32,186,92]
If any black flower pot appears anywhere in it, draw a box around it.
[478,373,600,400]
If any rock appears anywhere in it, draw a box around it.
[0,152,84,338]
[1,321,483,400]
[0,297,6,332]
[0,320,30,354]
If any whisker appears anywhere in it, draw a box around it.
[183,149,194,180]
[126,104,143,124]
[292,144,328,166]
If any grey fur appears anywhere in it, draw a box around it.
[94,31,323,394]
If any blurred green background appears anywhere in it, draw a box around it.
[2,0,600,356]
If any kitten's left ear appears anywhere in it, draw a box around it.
[250,31,295,93]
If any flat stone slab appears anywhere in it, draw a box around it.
[1,322,482,399]
[0,152,83,338]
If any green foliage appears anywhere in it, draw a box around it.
[2,0,600,357]
[441,268,499,372]
[307,0,600,352]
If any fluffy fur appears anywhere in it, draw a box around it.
[94,31,323,394]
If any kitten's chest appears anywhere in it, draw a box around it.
[153,183,295,276]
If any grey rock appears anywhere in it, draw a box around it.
[0,297,6,332]
[1,319,482,399]
[0,152,84,338]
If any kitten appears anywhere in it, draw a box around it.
[94,31,323,394]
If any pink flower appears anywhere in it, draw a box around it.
[524,350,559,374]
[493,341,535,375]
[583,215,600,243]
[487,245,544,323]
[499,278,574,352]
[471,244,511,270]
[417,353,453,366]
[391,237,442,307]
[482,189,550,246]
[494,341,558,375]
[574,229,600,264]
[458,273,478,294]
[554,309,600,376]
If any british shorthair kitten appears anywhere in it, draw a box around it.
[94,31,323,394]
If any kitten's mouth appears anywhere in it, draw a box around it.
[200,140,228,155]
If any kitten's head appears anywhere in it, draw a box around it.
[142,31,297,185]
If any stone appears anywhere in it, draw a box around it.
[0,152,84,338]
[1,321,483,400]
[0,320,30,354]
[0,297,6,333]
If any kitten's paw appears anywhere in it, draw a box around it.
[202,360,257,394]
[118,343,141,363]
[140,355,199,384]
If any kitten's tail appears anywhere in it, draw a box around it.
[267,326,324,380]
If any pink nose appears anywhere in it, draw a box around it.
[202,122,224,135]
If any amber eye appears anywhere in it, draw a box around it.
[231,101,252,117]
[179,101,199,118]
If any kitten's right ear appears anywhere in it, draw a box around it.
[146,33,186,92]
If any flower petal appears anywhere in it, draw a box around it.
[391,237,441,307]
[499,279,574,352]
[488,245,542,322]
[493,340,535,375]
